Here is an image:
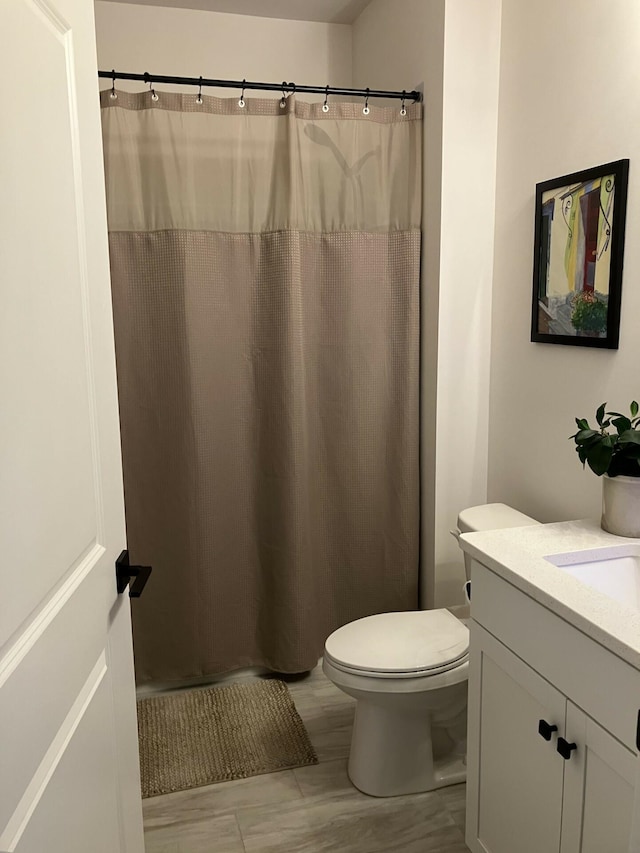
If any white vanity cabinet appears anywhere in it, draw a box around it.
[466,559,639,853]
[561,701,636,852]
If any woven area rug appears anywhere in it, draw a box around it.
[137,679,318,797]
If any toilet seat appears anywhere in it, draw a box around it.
[324,609,469,680]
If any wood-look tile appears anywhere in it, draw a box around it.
[144,813,245,853]
[286,688,325,719]
[141,661,470,853]
[237,790,468,853]
[311,672,350,695]
[292,757,365,804]
[299,699,355,761]
[438,783,467,834]
[143,769,302,828]
[287,665,351,708]
[293,760,470,844]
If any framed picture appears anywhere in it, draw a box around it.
[531,158,629,348]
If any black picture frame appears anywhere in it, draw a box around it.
[531,158,629,348]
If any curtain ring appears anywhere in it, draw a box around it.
[144,72,158,102]
[362,87,370,115]
[400,90,407,116]
[280,81,287,109]
[238,79,246,108]
[110,69,117,100]
[196,76,203,105]
[322,85,329,113]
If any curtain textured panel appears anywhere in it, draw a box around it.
[101,90,422,682]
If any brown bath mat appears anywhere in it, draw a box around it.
[137,679,318,797]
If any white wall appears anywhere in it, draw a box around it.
[354,0,501,607]
[353,0,445,608]
[94,2,352,96]
[434,0,501,605]
[488,0,640,523]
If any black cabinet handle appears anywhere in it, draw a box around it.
[116,550,152,598]
[557,737,577,760]
[538,719,558,741]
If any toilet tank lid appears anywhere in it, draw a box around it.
[457,503,539,534]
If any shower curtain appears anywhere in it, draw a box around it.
[100,89,422,682]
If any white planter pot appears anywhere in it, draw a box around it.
[601,474,640,538]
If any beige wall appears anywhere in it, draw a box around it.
[354,0,501,607]
[488,0,640,524]
[94,2,352,96]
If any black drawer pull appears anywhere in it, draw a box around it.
[538,720,558,741]
[557,737,577,760]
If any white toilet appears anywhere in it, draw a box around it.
[322,502,540,797]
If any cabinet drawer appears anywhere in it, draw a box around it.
[471,559,640,752]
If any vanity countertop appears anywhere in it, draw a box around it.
[460,519,640,670]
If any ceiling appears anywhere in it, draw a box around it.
[103,0,372,24]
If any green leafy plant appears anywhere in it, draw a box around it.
[570,291,607,333]
[571,401,640,477]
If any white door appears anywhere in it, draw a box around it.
[0,1,144,852]
[628,753,640,853]
[560,701,636,853]
[466,624,565,853]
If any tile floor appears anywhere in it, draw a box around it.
[141,663,469,852]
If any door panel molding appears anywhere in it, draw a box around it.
[29,0,69,37]
[0,653,107,852]
[30,0,108,553]
[0,557,113,833]
[0,543,105,686]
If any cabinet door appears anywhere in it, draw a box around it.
[560,702,636,853]
[466,623,566,853]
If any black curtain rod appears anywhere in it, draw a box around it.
[98,70,421,102]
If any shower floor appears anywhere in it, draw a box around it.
[141,661,468,852]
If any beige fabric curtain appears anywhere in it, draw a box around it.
[101,90,422,682]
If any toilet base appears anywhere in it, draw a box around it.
[346,695,467,797]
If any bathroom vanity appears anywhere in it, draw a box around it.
[460,519,640,853]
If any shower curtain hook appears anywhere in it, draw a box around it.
[362,87,370,115]
[280,81,287,109]
[238,79,246,108]
[400,90,407,116]
[322,85,329,113]
[110,69,118,100]
[196,76,203,105]
[144,72,159,102]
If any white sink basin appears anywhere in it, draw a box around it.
[544,544,640,610]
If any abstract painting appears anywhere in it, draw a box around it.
[531,159,629,348]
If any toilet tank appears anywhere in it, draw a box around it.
[455,503,540,581]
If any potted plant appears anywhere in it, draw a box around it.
[571,401,640,536]
[570,291,608,336]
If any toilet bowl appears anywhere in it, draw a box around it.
[323,609,469,797]
[323,502,540,797]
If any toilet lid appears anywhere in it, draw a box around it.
[324,609,469,677]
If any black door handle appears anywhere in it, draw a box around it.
[116,550,152,598]
[557,737,577,760]
[538,719,558,741]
